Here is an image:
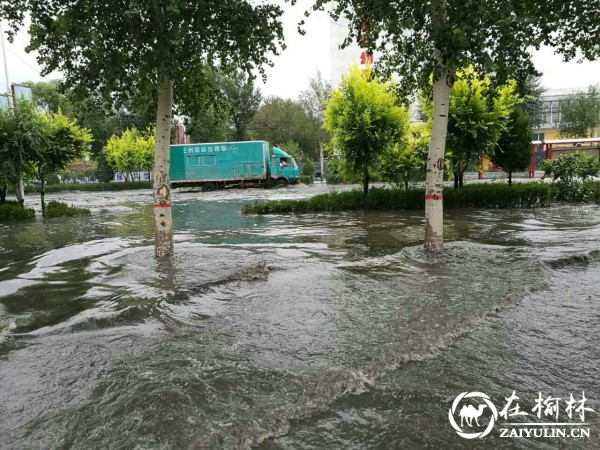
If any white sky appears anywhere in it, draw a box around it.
[2,4,600,99]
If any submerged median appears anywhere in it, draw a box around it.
[242,182,600,215]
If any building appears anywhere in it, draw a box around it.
[532,87,600,141]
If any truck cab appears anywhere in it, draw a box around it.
[270,147,300,187]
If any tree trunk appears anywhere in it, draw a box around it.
[15,175,25,206]
[425,0,453,252]
[508,171,512,186]
[319,141,324,182]
[363,168,370,197]
[153,76,174,258]
[40,175,46,217]
[0,182,6,203]
[453,172,459,189]
[458,170,464,188]
[405,178,409,190]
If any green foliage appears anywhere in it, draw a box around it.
[222,71,262,142]
[242,183,564,214]
[422,68,519,184]
[299,70,332,147]
[324,65,410,195]
[299,175,314,185]
[302,160,315,177]
[0,201,35,221]
[45,200,91,218]
[0,100,39,188]
[95,156,115,183]
[541,152,600,184]
[0,99,91,211]
[28,79,73,115]
[279,141,303,160]
[519,76,546,129]
[103,128,155,180]
[492,107,533,184]
[184,70,262,144]
[302,0,600,98]
[3,1,285,120]
[26,181,152,193]
[251,97,321,159]
[185,106,230,144]
[379,123,429,189]
[559,86,600,138]
[26,80,153,158]
[37,112,92,183]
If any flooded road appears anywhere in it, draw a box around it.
[0,184,598,449]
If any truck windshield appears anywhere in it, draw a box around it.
[291,157,298,168]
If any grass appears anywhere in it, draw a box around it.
[242,182,600,215]
[45,201,91,218]
[24,181,152,193]
[0,201,35,221]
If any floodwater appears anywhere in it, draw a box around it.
[0,184,598,449]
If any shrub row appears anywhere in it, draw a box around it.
[23,181,152,193]
[242,182,600,215]
[45,201,91,218]
[299,175,314,185]
[0,201,36,221]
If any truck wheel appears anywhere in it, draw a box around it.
[273,179,287,189]
[202,183,216,192]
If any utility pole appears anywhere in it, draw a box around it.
[0,21,12,108]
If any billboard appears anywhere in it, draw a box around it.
[11,84,33,102]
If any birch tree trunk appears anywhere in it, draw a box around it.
[425,0,453,252]
[319,142,324,181]
[15,177,25,205]
[153,76,174,258]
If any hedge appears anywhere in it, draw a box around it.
[242,182,600,215]
[23,181,152,193]
[45,201,91,218]
[0,201,36,221]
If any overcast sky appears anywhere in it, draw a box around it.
[2,4,600,99]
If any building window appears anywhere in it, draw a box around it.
[532,133,545,141]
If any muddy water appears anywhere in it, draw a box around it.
[0,185,598,449]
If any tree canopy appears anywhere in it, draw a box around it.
[422,68,519,188]
[323,65,409,196]
[559,85,600,138]
[103,129,155,181]
[492,107,533,185]
[250,97,321,159]
[0,100,91,211]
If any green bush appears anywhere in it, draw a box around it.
[541,152,600,184]
[299,175,314,185]
[24,181,152,193]
[326,173,343,184]
[0,201,35,221]
[302,160,315,177]
[241,182,598,215]
[45,201,91,218]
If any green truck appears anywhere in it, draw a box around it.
[170,141,300,191]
